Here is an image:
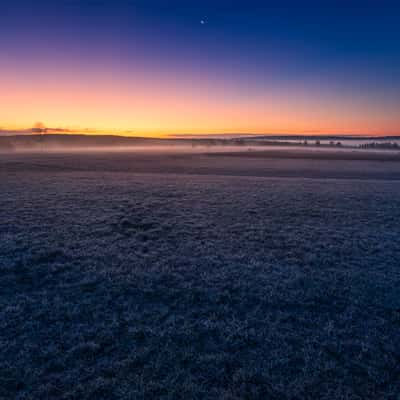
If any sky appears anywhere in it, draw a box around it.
[1,0,400,137]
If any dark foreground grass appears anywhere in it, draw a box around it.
[1,153,400,399]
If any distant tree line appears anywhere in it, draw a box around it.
[303,140,342,147]
[359,142,399,149]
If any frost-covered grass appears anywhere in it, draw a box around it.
[1,152,400,399]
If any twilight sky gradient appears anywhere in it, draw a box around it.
[1,0,400,137]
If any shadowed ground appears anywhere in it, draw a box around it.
[1,151,399,399]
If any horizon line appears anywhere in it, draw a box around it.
[1,127,399,139]
[1,131,400,140]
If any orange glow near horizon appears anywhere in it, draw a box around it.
[1,61,399,138]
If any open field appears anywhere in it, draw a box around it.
[1,150,400,399]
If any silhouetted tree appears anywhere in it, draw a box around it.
[32,122,46,151]
[32,122,47,134]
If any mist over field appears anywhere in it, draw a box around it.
[1,134,400,155]
[1,150,400,399]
